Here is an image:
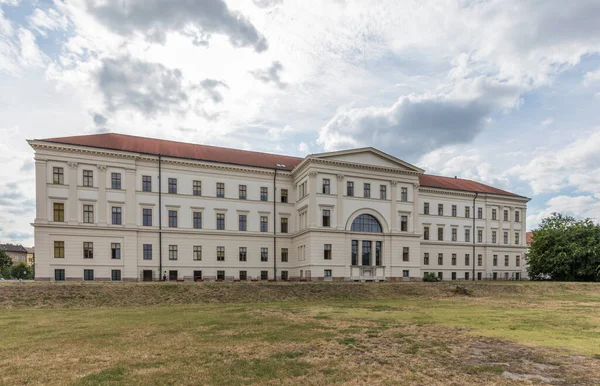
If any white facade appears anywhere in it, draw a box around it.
[29,137,529,282]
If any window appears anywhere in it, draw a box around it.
[424,253,429,265]
[492,231,497,243]
[239,185,247,199]
[451,272,457,280]
[281,271,288,281]
[379,185,387,200]
[504,255,509,266]
[493,255,498,266]
[281,248,288,262]
[515,272,520,280]
[111,270,121,281]
[238,214,247,231]
[478,229,483,243]
[239,247,247,262]
[477,272,482,280]
[83,170,93,187]
[361,241,372,266]
[504,209,509,221]
[112,206,122,225]
[465,229,470,243]
[83,269,94,281]
[493,272,498,280]
[438,253,443,265]
[239,271,247,281]
[111,243,121,259]
[324,269,332,278]
[143,208,152,226]
[437,227,443,241]
[376,241,382,265]
[364,183,371,198]
[260,216,268,232]
[351,240,358,265]
[168,210,178,228]
[261,271,268,281]
[217,270,225,281]
[193,180,202,196]
[193,212,202,229]
[322,179,330,194]
[142,175,152,192]
[53,167,64,184]
[423,226,429,240]
[438,272,443,280]
[111,173,121,189]
[217,213,225,230]
[169,245,178,260]
[478,207,483,219]
[465,272,470,280]
[452,205,457,217]
[504,272,509,280]
[281,218,288,233]
[216,183,225,198]
[516,255,521,267]
[478,254,482,266]
[451,228,457,241]
[260,187,268,201]
[465,206,470,218]
[515,211,520,222]
[322,209,330,227]
[169,270,178,281]
[299,183,305,198]
[401,187,408,202]
[347,181,354,196]
[53,203,65,222]
[143,244,152,260]
[83,204,94,223]
[168,178,177,194]
[438,204,443,216]
[324,244,332,260]
[281,189,288,203]
[492,209,497,220]
[83,242,93,259]
[515,232,520,245]
[261,248,269,262]
[401,216,408,232]
[424,202,429,215]
[503,232,508,244]
[403,247,409,262]
[351,214,382,233]
[465,254,470,266]
[217,246,225,261]
[193,246,202,261]
[54,269,65,281]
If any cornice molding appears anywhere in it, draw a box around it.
[292,157,422,178]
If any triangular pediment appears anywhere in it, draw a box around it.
[311,148,424,173]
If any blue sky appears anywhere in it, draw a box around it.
[1,0,600,247]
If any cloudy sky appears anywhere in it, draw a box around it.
[1,0,600,247]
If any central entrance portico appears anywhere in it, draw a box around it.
[348,213,386,281]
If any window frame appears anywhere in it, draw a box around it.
[193,245,202,261]
[142,175,152,192]
[83,242,94,259]
[260,186,268,201]
[168,178,177,194]
[324,244,332,260]
[83,204,94,224]
[111,172,122,190]
[261,247,268,262]
[169,245,178,261]
[347,181,354,197]
[83,170,93,187]
[322,179,330,194]
[322,209,330,227]
[216,213,225,230]
[380,185,387,200]
[53,167,64,184]
[111,206,122,225]
[111,243,121,260]
[142,208,152,226]
[193,180,202,196]
[239,184,247,200]
[53,202,65,222]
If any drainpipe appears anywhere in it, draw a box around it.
[273,168,277,282]
[472,192,478,281]
[159,154,162,281]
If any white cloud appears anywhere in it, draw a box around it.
[297,141,310,155]
[541,118,553,126]
[527,195,600,230]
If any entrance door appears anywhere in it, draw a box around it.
[143,270,153,282]
[169,270,178,281]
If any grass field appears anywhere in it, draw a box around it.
[1,282,600,385]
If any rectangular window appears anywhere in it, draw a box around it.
[239,247,247,262]
[322,179,330,194]
[142,175,152,192]
[111,173,122,190]
[143,244,152,260]
[380,185,387,200]
[217,213,225,230]
[143,208,152,226]
[452,205,457,217]
[438,253,443,265]
[281,218,288,233]
[169,245,178,260]
[238,214,247,231]
[493,255,498,266]
[217,246,225,261]
[504,210,509,221]
[504,272,509,280]
[492,209,497,220]
[465,229,470,243]
[403,247,409,262]
[216,182,225,198]
[53,203,65,222]
[322,209,330,227]
[260,187,268,201]
[451,272,457,280]
[168,210,177,228]
[83,204,94,223]
[515,232,520,245]
[515,211,520,223]
[281,189,288,203]
[239,185,247,199]
[53,167,64,184]
[299,183,305,198]
[83,242,93,259]
[478,207,483,219]
[347,181,354,196]
[438,204,443,216]
[260,216,268,232]
[111,206,122,225]
[193,212,202,229]
[111,270,121,281]
[324,269,332,278]
[478,229,483,243]
[83,170,93,187]
[423,226,429,240]
[83,269,94,281]
[438,227,443,241]
[168,178,177,194]
[363,183,370,198]
[54,269,65,281]
[169,270,178,281]
[281,248,288,262]
[261,271,268,281]
[401,187,408,202]
[376,241,382,266]
[492,231,497,243]
[424,202,429,215]
[261,248,268,262]
[324,244,332,260]
[504,232,508,244]
[478,254,483,266]
[451,228,457,241]
[217,270,225,280]
[516,255,521,267]
[424,253,429,265]
[239,271,247,281]
[465,206,470,218]
[465,254,470,266]
[193,246,202,261]
[111,243,121,259]
[401,216,408,232]
[193,180,202,196]
[361,241,372,266]
[504,255,509,266]
[351,240,358,265]
[465,272,470,280]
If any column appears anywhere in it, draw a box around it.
[390,181,398,232]
[336,174,344,230]
[34,159,48,223]
[67,161,78,225]
[308,171,317,228]
[412,182,419,234]
[97,165,107,226]
[125,169,136,227]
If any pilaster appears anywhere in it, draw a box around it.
[125,169,136,227]
[67,161,78,225]
[412,183,419,233]
[97,165,107,226]
[336,174,344,230]
[34,159,48,223]
[509,206,514,245]
[308,171,317,228]
[390,180,398,232]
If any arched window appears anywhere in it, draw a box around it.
[351,214,382,233]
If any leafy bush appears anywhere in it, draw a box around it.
[422,272,439,282]
[10,262,34,280]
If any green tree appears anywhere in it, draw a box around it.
[10,262,34,280]
[0,249,13,278]
[527,213,600,281]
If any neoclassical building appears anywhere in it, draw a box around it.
[29,133,530,282]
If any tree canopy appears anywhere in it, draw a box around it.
[0,249,12,278]
[527,213,600,281]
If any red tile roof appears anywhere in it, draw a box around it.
[419,174,525,198]
[39,133,304,171]
[526,231,534,244]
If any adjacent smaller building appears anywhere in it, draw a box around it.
[25,247,35,265]
[0,243,28,264]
